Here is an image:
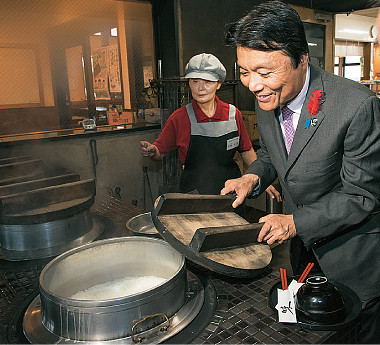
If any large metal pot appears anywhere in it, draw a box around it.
[0,174,101,261]
[0,209,102,260]
[38,237,186,341]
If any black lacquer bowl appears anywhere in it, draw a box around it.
[295,276,346,324]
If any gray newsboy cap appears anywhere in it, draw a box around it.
[185,53,226,81]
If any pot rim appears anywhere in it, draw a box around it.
[126,212,160,237]
[39,236,185,305]
[125,212,152,228]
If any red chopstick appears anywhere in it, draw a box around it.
[298,263,314,283]
[280,268,288,290]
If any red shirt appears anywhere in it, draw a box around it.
[153,96,252,165]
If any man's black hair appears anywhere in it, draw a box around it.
[225,0,309,68]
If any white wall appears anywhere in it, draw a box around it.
[335,14,377,43]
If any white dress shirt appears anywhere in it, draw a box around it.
[251,65,310,196]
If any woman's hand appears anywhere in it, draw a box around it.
[265,185,282,202]
[140,141,157,157]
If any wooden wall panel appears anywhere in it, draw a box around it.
[0,106,59,136]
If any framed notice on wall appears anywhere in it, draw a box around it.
[92,45,122,99]
[107,45,121,93]
[92,48,111,100]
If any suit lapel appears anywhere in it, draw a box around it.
[285,64,326,172]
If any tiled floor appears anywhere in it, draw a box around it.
[191,270,359,344]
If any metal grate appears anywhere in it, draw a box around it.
[0,270,40,344]
[0,271,40,317]
[92,192,142,237]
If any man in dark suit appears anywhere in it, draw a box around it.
[222,1,380,343]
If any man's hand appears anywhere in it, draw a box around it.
[140,141,157,157]
[257,214,296,245]
[265,185,282,202]
[221,174,259,208]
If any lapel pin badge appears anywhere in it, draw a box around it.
[306,88,323,130]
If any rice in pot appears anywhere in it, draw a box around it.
[71,276,166,300]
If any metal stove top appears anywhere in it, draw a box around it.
[0,193,360,344]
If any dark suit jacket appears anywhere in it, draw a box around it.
[246,63,380,302]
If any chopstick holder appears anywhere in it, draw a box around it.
[276,263,315,323]
[275,268,298,323]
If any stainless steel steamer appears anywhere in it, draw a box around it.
[0,209,102,260]
[0,158,102,261]
[24,237,190,342]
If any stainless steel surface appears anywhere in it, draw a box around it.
[0,210,103,260]
[36,237,187,341]
[125,212,160,237]
[23,271,204,344]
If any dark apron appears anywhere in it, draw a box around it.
[179,103,242,195]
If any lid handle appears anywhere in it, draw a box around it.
[189,223,264,252]
[153,193,235,215]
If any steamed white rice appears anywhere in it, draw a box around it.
[71,276,166,300]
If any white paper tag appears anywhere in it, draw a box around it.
[226,136,239,150]
[275,280,304,323]
[288,279,304,296]
[275,288,297,323]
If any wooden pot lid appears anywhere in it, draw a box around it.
[0,177,95,225]
[152,193,272,278]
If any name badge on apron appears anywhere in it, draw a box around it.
[226,136,240,150]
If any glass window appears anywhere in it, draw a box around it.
[345,65,362,81]
[345,56,361,64]
[0,0,156,136]
[334,56,362,81]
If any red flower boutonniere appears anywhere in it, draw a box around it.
[308,89,323,116]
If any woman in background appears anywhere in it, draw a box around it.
[140,53,281,200]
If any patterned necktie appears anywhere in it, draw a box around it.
[282,106,295,154]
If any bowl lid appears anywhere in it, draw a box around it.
[152,193,272,278]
